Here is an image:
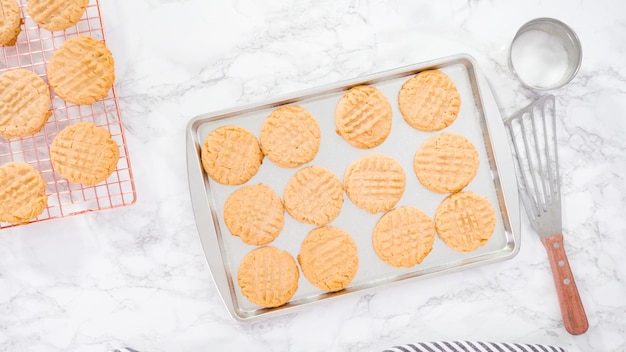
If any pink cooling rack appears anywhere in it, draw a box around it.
[0,0,136,230]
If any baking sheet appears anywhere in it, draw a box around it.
[0,0,136,230]
[187,54,520,322]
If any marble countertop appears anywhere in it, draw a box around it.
[1,0,625,351]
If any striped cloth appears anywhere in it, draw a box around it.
[382,341,566,352]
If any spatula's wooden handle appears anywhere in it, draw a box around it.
[541,234,589,335]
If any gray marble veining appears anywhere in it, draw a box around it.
[1,0,625,351]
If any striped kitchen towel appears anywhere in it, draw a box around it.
[382,341,566,352]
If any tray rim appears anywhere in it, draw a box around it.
[186,53,521,322]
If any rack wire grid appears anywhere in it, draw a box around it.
[0,0,136,230]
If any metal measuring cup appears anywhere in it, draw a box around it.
[509,18,582,90]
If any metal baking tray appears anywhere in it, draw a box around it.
[186,54,520,322]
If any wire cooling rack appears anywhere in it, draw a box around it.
[0,0,136,230]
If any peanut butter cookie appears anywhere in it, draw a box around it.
[298,226,358,292]
[414,132,479,193]
[335,85,392,149]
[398,69,461,131]
[0,0,22,46]
[237,246,299,308]
[224,184,284,245]
[27,0,89,32]
[435,191,496,252]
[50,122,119,186]
[201,125,263,185]
[344,153,405,214]
[47,36,115,105]
[0,69,51,139]
[0,162,47,224]
[260,105,320,168]
[372,206,435,267]
[283,166,343,226]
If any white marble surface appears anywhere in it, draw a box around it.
[1,0,625,351]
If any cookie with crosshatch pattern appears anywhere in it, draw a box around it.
[435,191,496,252]
[335,85,392,149]
[343,153,406,214]
[372,206,435,268]
[0,162,48,224]
[298,226,358,292]
[26,0,89,32]
[283,165,343,226]
[398,69,461,132]
[201,125,263,185]
[224,183,284,245]
[0,0,22,46]
[0,69,52,139]
[260,105,321,168]
[50,122,119,186]
[413,132,479,194]
[47,36,115,105]
[237,246,299,308]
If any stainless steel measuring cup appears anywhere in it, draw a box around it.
[509,18,582,90]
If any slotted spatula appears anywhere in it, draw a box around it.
[504,95,588,335]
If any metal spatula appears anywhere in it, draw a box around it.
[504,95,588,335]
